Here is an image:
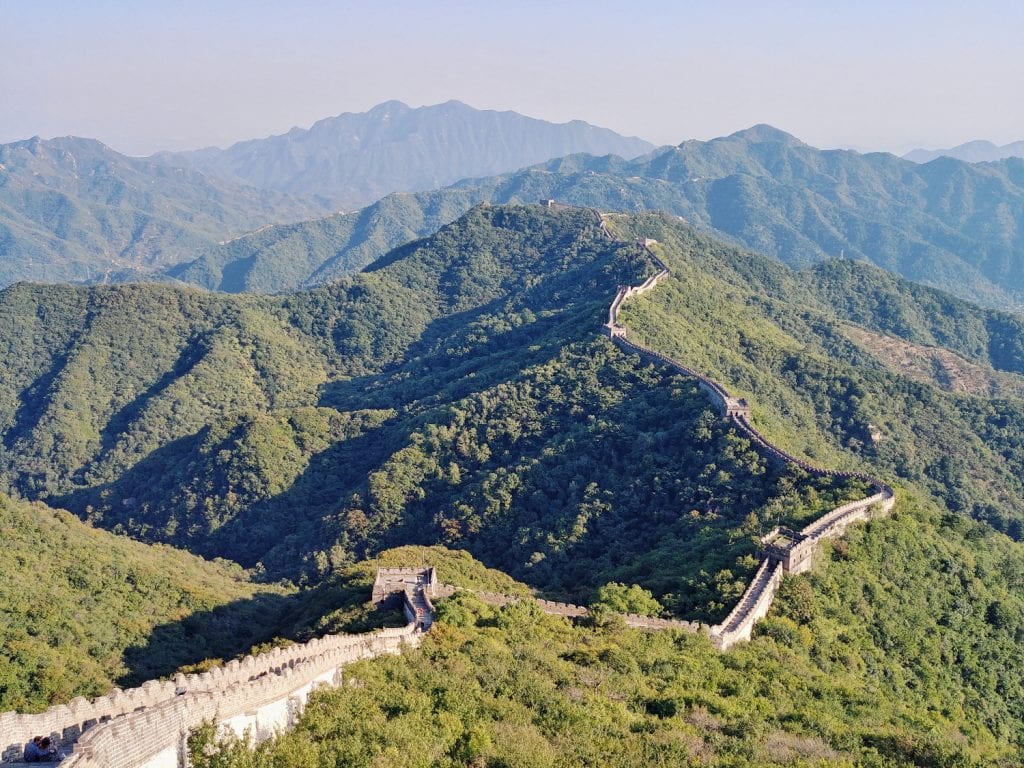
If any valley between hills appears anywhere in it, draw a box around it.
[1,201,1023,767]
[6,0,1024,759]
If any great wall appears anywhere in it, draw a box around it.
[592,206,895,649]
[1,203,894,765]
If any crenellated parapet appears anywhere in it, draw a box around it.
[2,575,432,766]
[58,624,420,768]
[588,204,896,650]
[709,560,785,649]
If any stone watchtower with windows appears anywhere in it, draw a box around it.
[371,567,437,606]
[761,527,815,574]
[724,397,751,419]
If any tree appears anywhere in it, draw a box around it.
[594,582,663,617]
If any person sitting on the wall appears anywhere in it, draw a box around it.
[23,736,44,762]
[23,736,59,762]
[38,737,59,761]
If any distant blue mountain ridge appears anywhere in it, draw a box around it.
[0,101,655,286]
[168,124,1024,312]
[158,100,656,209]
[905,139,1024,164]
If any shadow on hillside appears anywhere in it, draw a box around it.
[54,423,409,574]
[319,261,618,414]
[118,591,301,687]
[217,255,260,293]
[320,306,594,413]
[88,336,212,473]
[117,572,404,688]
[5,344,79,451]
[208,425,410,574]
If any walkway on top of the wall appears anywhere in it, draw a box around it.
[1,580,433,767]
[1,202,896,767]
[587,204,895,649]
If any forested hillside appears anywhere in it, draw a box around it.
[0,136,330,286]
[168,186,482,292]
[0,493,292,712]
[1,207,852,621]
[4,204,1024,579]
[165,127,1024,311]
[197,510,1024,767]
[608,213,1024,539]
[4,205,1024,763]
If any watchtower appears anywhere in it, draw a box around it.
[762,527,815,574]
[371,567,437,606]
[724,397,751,419]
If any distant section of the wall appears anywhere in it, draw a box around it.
[594,207,895,650]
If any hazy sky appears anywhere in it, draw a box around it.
[3,0,1023,156]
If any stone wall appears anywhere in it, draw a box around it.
[590,205,896,650]
[709,561,785,649]
[2,603,424,766]
[59,624,420,768]
[1,203,900,766]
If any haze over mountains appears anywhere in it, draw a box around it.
[162,125,1024,311]
[6,104,1024,310]
[160,100,656,208]
[0,135,331,286]
[905,138,1024,164]
[0,101,653,285]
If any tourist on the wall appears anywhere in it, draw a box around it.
[39,737,59,761]
[23,735,59,762]
[23,736,44,762]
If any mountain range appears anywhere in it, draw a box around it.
[159,100,655,209]
[7,113,1024,311]
[2,203,1024,763]
[4,204,1024,570]
[0,135,331,286]
[3,94,1024,764]
[161,125,1024,312]
[905,138,1024,164]
[0,102,653,286]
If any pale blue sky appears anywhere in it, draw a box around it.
[3,0,1022,155]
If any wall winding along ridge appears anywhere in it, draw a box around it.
[1,203,895,765]
[1,576,432,767]
[593,208,895,648]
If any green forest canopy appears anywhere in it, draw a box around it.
[1,206,1023,765]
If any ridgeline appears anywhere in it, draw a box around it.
[0,205,1022,765]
